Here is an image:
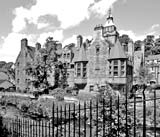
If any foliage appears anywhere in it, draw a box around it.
[50,88,65,101]
[0,62,15,85]
[0,116,9,137]
[26,37,66,94]
[17,100,30,113]
[134,66,154,85]
[134,40,142,51]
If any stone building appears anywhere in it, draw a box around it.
[61,10,134,93]
[15,39,35,92]
[15,9,134,93]
[145,54,160,84]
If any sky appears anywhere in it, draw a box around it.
[0,0,160,62]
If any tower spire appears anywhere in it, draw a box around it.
[107,7,113,21]
[108,8,111,17]
[104,8,114,27]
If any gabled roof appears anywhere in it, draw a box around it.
[26,46,35,59]
[73,44,88,62]
[109,39,127,60]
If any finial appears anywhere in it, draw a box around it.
[108,8,111,17]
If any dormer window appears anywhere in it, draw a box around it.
[96,46,100,55]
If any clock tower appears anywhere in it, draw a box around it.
[103,8,119,44]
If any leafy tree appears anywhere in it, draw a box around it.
[134,40,142,51]
[119,34,130,45]
[26,37,66,94]
[0,62,15,85]
[134,66,154,85]
[144,35,155,57]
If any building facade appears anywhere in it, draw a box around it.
[15,10,134,93]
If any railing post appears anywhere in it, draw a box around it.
[69,104,71,136]
[52,103,54,137]
[154,89,156,137]
[117,96,120,137]
[79,103,81,137]
[142,84,146,137]
[134,91,136,137]
[60,105,63,137]
[110,97,112,135]
[103,98,105,137]
[125,86,128,137]
[73,103,76,137]
[84,102,86,137]
[90,100,92,137]
[64,104,66,137]
[56,106,59,137]
[96,99,98,137]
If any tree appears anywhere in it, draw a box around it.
[134,66,154,85]
[26,37,65,94]
[144,35,155,57]
[119,34,130,45]
[134,40,142,51]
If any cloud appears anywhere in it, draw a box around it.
[2,0,122,62]
[37,22,49,29]
[12,0,120,32]
[151,24,160,30]
[37,30,64,45]
[90,0,118,17]
[63,35,77,46]
[119,23,160,41]
[119,30,146,41]
[62,35,92,46]
[12,7,30,32]
[0,33,35,62]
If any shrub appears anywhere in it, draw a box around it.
[0,116,10,137]
[50,88,65,101]
[17,100,30,113]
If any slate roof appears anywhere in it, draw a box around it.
[73,44,88,62]
[0,80,5,84]
[26,46,35,59]
[109,39,127,60]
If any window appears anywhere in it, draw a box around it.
[71,64,74,69]
[67,53,70,58]
[90,85,94,92]
[96,47,100,55]
[67,63,70,68]
[121,60,125,76]
[25,79,28,83]
[77,63,81,77]
[17,70,19,75]
[63,53,66,58]
[113,60,118,76]
[17,79,19,84]
[83,63,87,78]
[17,62,20,67]
[114,60,118,65]
[63,63,66,67]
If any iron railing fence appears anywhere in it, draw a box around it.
[1,91,160,137]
